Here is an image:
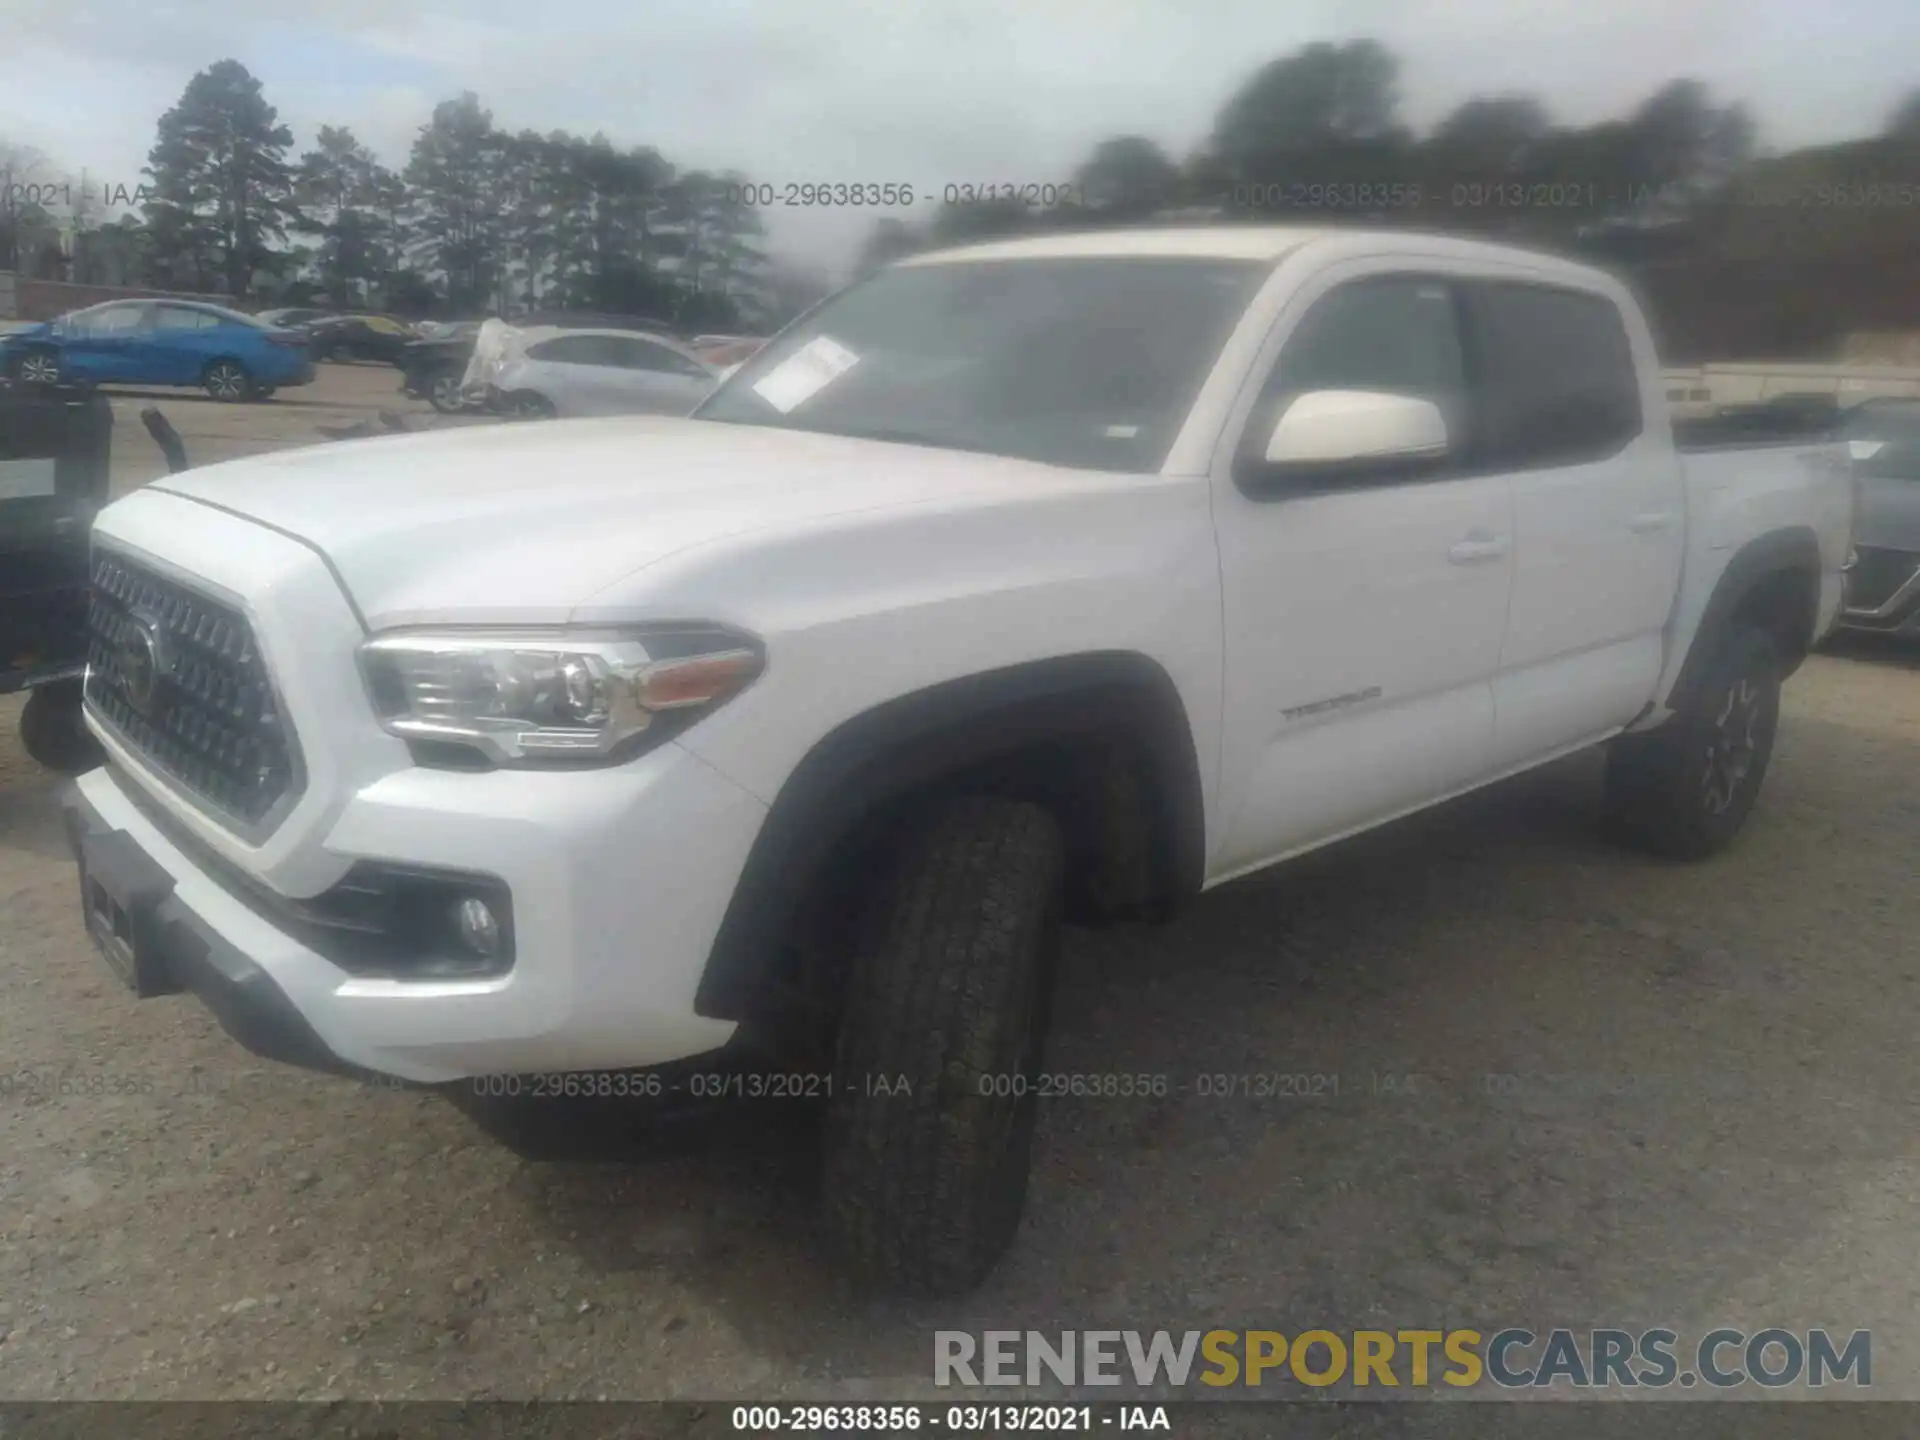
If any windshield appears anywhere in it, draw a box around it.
[696,256,1269,472]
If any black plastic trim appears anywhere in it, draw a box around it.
[62,782,356,1077]
[693,651,1206,1022]
[1667,526,1823,712]
[104,763,515,978]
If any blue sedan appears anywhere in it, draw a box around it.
[0,300,315,401]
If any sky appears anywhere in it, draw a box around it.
[2,0,1917,281]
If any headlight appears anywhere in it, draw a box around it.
[358,626,763,767]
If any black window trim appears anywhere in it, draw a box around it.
[1455,276,1645,473]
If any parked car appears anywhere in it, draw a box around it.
[59,227,1852,1297]
[399,325,482,413]
[482,326,719,418]
[0,381,111,775]
[301,314,416,365]
[254,306,332,329]
[0,300,314,401]
[1835,396,1920,636]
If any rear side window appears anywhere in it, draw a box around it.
[1469,283,1642,467]
[152,307,218,332]
[605,338,708,376]
[526,335,606,364]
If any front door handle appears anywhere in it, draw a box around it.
[1448,533,1510,564]
[1628,511,1674,534]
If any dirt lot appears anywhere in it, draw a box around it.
[3,366,1920,1412]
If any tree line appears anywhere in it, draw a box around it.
[0,59,816,331]
[3,42,1920,348]
[850,41,1920,358]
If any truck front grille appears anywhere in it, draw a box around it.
[1846,547,1920,613]
[84,549,303,833]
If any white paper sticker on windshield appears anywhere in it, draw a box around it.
[752,335,860,413]
[0,457,56,500]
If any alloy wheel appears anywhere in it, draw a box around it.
[1701,676,1760,815]
[20,352,59,384]
[206,363,247,401]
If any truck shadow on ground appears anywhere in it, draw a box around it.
[517,714,1920,1384]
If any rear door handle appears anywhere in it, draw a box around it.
[1628,511,1674,534]
[1448,534,1510,564]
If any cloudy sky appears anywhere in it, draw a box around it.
[3,0,1916,279]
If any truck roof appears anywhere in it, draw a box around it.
[903,225,1606,284]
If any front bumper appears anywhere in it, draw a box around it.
[64,736,764,1084]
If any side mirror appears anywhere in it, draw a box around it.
[1250,389,1450,489]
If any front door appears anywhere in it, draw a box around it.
[1210,270,1516,880]
[60,303,150,383]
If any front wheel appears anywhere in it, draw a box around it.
[1604,625,1782,860]
[12,347,62,385]
[821,795,1065,1297]
[426,371,465,413]
[503,390,555,420]
[202,359,252,402]
[19,680,103,775]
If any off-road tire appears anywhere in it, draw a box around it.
[821,795,1065,1297]
[1604,624,1781,860]
[19,680,103,776]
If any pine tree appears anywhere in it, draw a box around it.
[142,60,298,299]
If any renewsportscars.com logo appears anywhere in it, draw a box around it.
[934,1328,1872,1391]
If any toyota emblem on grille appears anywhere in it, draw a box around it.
[119,614,165,715]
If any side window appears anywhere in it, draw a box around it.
[616,340,709,377]
[75,304,147,338]
[1470,283,1642,467]
[525,335,606,365]
[1242,275,1470,476]
[152,306,215,332]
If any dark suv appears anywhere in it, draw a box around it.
[1837,398,1920,636]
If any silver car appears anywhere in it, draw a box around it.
[489,327,720,419]
[1837,397,1920,636]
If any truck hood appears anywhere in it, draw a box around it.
[148,416,1108,627]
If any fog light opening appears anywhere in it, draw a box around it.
[452,896,502,959]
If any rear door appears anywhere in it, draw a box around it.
[1464,281,1686,769]
[599,337,718,414]
[521,335,617,415]
[1210,269,1516,878]
[144,305,222,385]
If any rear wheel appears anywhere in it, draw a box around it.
[202,359,252,402]
[821,795,1065,1296]
[1604,624,1781,859]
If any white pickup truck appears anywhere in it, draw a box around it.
[61,227,1852,1296]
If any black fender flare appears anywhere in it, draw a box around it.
[693,651,1208,1023]
[1666,526,1822,713]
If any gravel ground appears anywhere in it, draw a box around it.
[3,369,1919,1414]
